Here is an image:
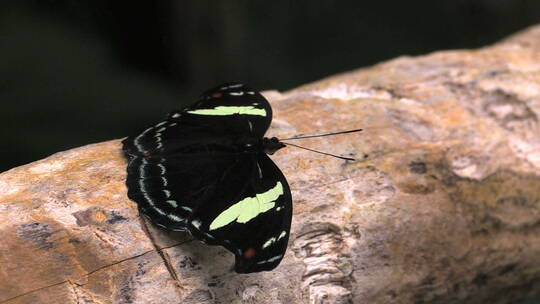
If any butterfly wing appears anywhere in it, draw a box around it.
[188,153,292,273]
[175,82,272,138]
[124,149,241,230]
[122,83,292,273]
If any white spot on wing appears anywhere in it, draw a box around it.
[171,227,187,231]
[191,219,202,229]
[154,207,166,215]
[157,163,166,175]
[138,159,156,207]
[267,254,283,262]
[142,192,155,206]
[262,237,276,249]
[221,83,243,90]
[262,231,287,249]
[256,254,283,265]
[181,206,193,212]
[134,127,153,153]
[168,213,184,222]
[166,200,178,208]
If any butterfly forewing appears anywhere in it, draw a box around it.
[180,83,272,138]
[125,152,240,230]
[122,83,292,273]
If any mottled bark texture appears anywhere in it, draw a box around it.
[2,26,540,304]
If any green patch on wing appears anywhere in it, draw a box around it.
[187,106,266,116]
[209,182,283,230]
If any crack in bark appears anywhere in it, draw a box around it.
[0,280,67,304]
[0,240,190,303]
[82,246,157,279]
[67,280,81,304]
[139,216,181,288]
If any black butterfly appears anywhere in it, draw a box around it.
[122,83,292,273]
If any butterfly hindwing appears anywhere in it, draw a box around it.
[187,153,292,273]
[122,83,292,273]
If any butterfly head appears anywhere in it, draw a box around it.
[262,137,285,155]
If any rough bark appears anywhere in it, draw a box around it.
[2,25,540,304]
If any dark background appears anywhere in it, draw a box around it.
[2,1,540,172]
[1,1,540,302]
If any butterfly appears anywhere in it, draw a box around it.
[122,83,292,273]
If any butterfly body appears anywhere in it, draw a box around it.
[122,83,292,273]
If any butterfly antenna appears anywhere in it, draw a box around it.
[279,128,363,140]
[283,142,355,161]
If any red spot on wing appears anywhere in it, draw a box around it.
[211,92,223,98]
[243,248,256,259]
